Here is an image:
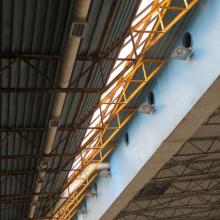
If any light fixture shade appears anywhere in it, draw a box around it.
[138,103,155,114]
[171,46,193,60]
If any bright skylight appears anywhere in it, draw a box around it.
[67,0,160,190]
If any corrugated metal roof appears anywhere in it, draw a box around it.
[0,0,72,218]
[0,0,140,219]
[0,0,198,219]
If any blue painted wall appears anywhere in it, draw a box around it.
[78,1,220,219]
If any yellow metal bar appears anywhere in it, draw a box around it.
[110,0,171,121]
[158,10,165,31]
[52,0,199,218]
[54,146,115,218]
[161,6,187,11]
[184,0,189,8]
[53,61,162,218]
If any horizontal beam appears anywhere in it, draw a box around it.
[0,168,83,176]
[0,153,75,160]
[134,188,220,201]
[174,149,220,157]
[1,192,61,198]
[151,217,220,220]
[23,218,63,220]
[0,126,103,132]
[0,196,67,204]
[0,109,136,132]
[0,53,61,60]
[119,213,219,220]
[77,55,137,62]
[153,170,220,182]
[189,136,220,141]
[0,53,141,62]
[0,146,118,159]
[1,150,219,161]
[0,87,103,93]
[120,204,220,215]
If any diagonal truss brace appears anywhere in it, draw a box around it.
[51,0,199,219]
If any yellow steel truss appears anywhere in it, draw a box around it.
[51,0,199,219]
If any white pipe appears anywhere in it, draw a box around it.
[34,181,43,194]
[29,204,37,219]
[28,0,91,218]
[50,162,110,215]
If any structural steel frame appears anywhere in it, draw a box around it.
[49,0,199,219]
[0,0,199,219]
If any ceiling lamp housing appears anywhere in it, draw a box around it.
[171,32,193,60]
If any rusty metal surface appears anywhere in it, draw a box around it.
[0,0,196,219]
[0,0,140,219]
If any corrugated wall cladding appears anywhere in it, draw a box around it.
[0,0,140,219]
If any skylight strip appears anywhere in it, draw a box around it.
[67,0,162,191]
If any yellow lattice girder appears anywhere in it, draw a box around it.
[52,0,199,219]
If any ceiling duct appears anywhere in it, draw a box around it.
[27,0,91,218]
